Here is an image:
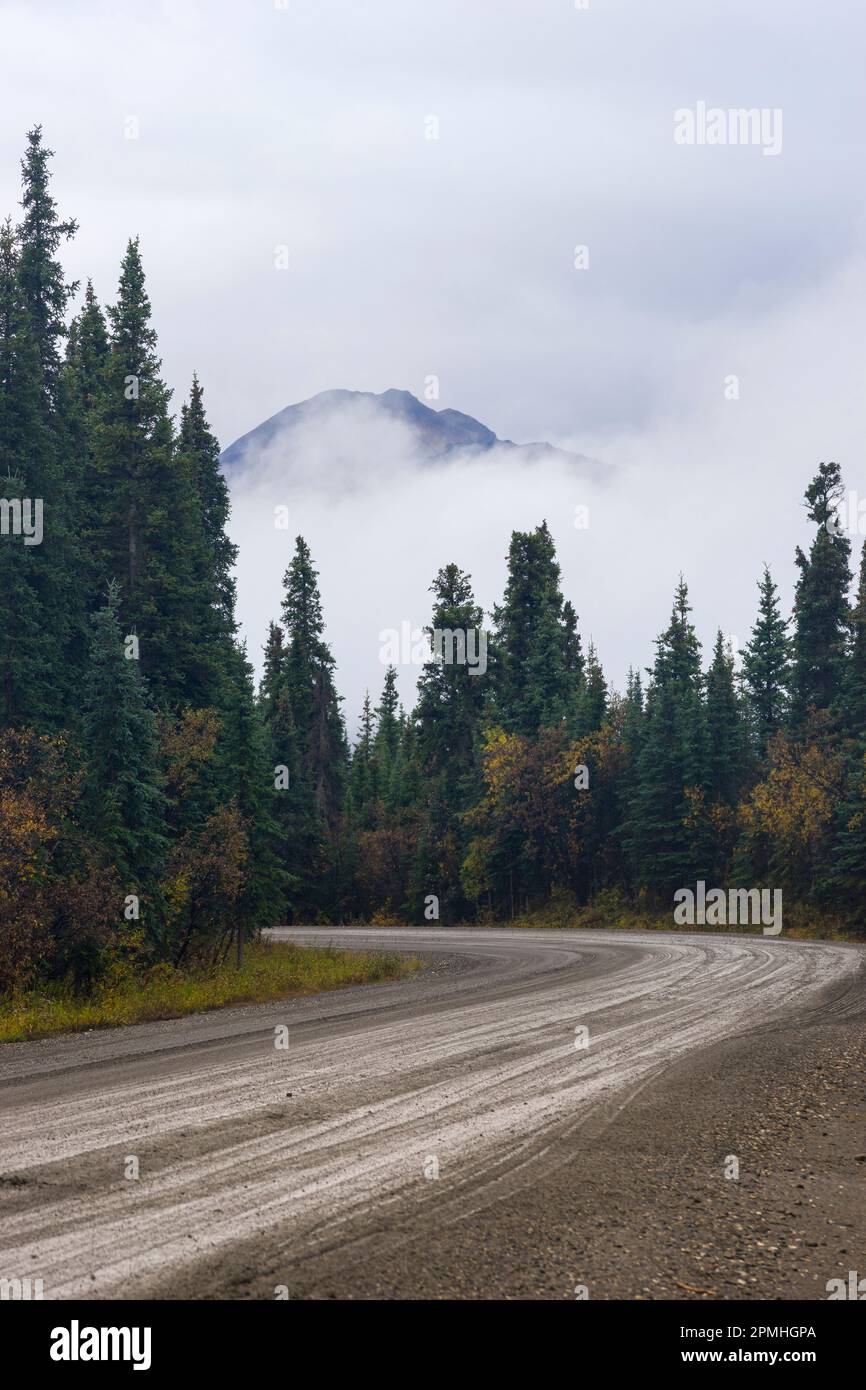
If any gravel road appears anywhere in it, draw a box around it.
[0,927,863,1300]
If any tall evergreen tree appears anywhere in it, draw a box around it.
[790,462,851,727]
[178,373,237,628]
[65,280,109,417]
[492,521,575,734]
[412,563,487,922]
[622,667,644,749]
[740,565,791,753]
[375,665,400,761]
[258,622,288,720]
[6,130,86,725]
[351,692,379,826]
[575,639,607,737]
[613,667,645,885]
[705,630,750,804]
[0,219,50,726]
[269,536,347,916]
[373,666,401,811]
[562,598,584,682]
[89,236,173,636]
[90,239,223,709]
[281,536,347,829]
[653,576,703,689]
[624,578,707,897]
[16,126,78,403]
[415,564,487,781]
[0,218,41,477]
[64,279,110,604]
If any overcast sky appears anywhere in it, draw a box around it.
[3,1,866,731]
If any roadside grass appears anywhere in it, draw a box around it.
[472,891,859,942]
[0,940,420,1044]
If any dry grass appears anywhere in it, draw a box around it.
[0,939,419,1044]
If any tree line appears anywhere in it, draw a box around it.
[344,479,866,937]
[2,130,864,995]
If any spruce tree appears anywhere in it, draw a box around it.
[562,599,584,682]
[740,565,791,753]
[622,667,644,752]
[8,130,86,725]
[0,218,41,478]
[412,563,487,922]
[415,564,487,781]
[178,373,237,628]
[281,536,346,827]
[491,521,574,734]
[373,667,403,812]
[614,667,645,885]
[790,462,851,727]
[575,639,607,737]
[0,218,50,726]
[705,630,749,804]
[89,236,174,635]
[624,579,707,898]
[64,279,110,605]
[351,692,379,826]
[653,576,702,688]
[276,536,347,914]
[258,622,288,720]
[65,281,109,417]
[391,711,422,816]
[90,239,223,709]
[375,665,400,762]
[16,126,78,402]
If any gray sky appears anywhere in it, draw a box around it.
[3,1,866,731]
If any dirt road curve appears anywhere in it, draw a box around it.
[1,928,864,1300]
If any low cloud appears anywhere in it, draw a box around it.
[228,246,866,739]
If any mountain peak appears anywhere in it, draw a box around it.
[220,388,588,474]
